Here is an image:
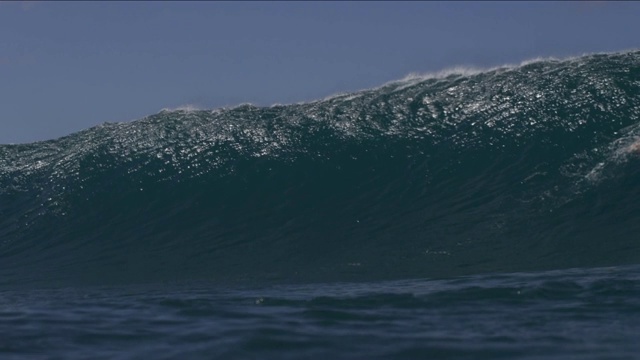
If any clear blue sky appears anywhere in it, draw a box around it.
[1,1,639,144]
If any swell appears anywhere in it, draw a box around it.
[1,51,640,287]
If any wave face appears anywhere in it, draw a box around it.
[2,51,640,287]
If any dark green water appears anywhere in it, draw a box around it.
[1,50,640,358]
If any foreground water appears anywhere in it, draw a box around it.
[2,265,639,359]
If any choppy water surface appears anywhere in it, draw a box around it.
[2,265,640,359]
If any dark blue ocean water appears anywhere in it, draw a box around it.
[1,50,640,358]
[2,265,640,359]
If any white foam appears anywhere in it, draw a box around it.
[623,140,640,155]
[318,51,629,104]
[158,49,640,115]
[584,122,640,184]
[160,104,202,112]
[613,135,640,160]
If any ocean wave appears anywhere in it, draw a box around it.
[1,50,640,288]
